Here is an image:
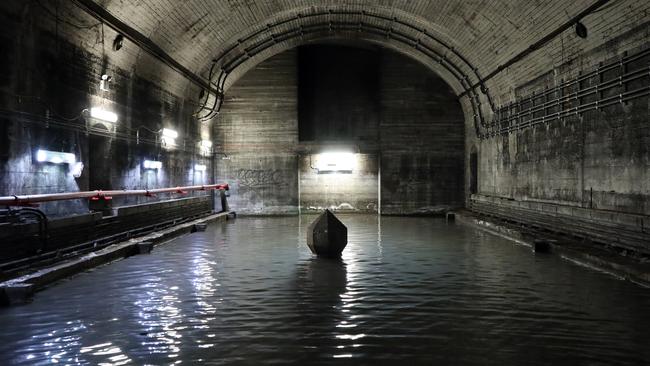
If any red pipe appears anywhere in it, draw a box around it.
[0,183,229,207]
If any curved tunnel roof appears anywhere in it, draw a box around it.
[60,0,646,130]
[95,0,621,91]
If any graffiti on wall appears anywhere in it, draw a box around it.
[236,169,285,191]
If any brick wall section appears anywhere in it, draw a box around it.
[84,1,650,95]
[11,1,647,124]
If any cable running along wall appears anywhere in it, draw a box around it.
[196,2,637,140]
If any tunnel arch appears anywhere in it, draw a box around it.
[215,42,468,214]
[197,32,481,142]
[77,1,635,139]
[182,6,496,132]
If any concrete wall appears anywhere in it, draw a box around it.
[461,11,650,253]
[0,2,212,217]
[216,45,465,215]
[379,52,465,215]
[299,154,378,213]
[214,50,299,215]
[470,26,650,218]
[298,45,380,142]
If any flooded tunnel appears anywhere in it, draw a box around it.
[0,0,649,365]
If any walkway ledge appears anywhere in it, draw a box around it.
[455,210,650,288]
[0,212,232,306]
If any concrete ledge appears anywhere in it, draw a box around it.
[0,212,102,239]
[470,195,649,254]
[0,212,232,306]
[456,210,650,288]
[472,194,649,233]
[48,212,103,230]
[115,196,210,217]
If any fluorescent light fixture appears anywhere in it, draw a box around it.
[36,149,76,164]
[161,128,178,148]
[194,164,207,172]
[90,107,118,123]
[316,152,355,173]
[162,128,178,139]
[143,160,162,169]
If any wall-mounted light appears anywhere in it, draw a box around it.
[162,128,178,139]
[90,107,118,123]
[161,128,178,147]
[100,74,112,91]
[143,160,162,170]
[36,149,76,164]
[199,140,212,155]
[194,164,207,172]
[316,152,355,173]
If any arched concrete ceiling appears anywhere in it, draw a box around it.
[97,0,595,89]
[84,0,647,131]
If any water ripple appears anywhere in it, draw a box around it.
[0,215,649,365]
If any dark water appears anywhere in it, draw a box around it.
[1,215,649,365]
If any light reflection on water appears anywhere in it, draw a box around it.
[0,215,649,365]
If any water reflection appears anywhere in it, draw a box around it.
[293,257,348,359]
[134,275,184,359]
[79,342,132,365]
[292,252,371,360]
[0,215,649,365]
